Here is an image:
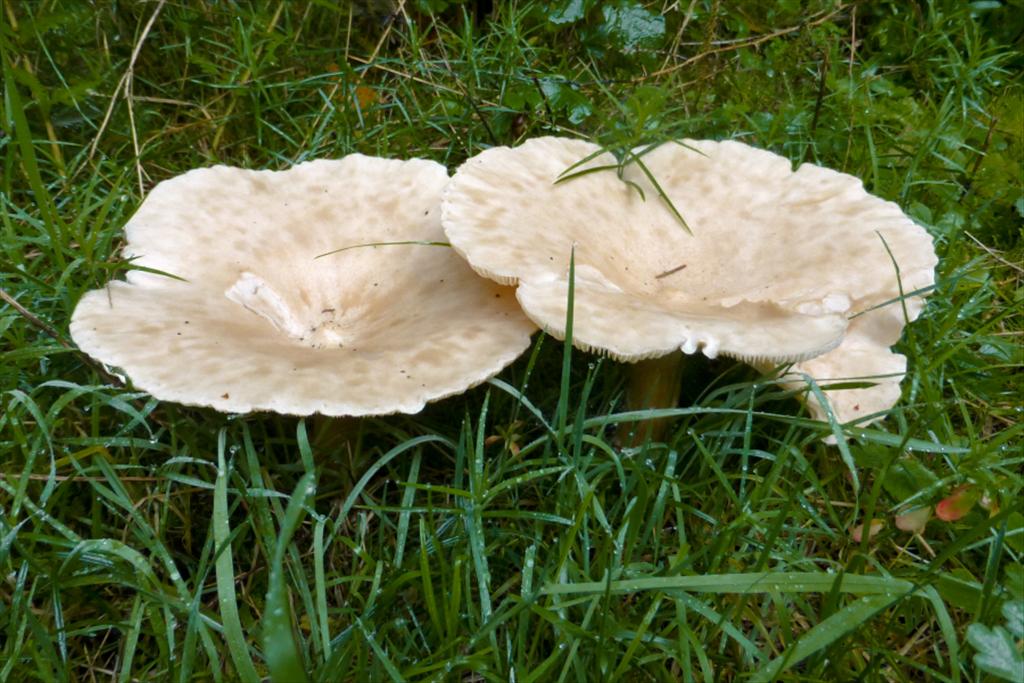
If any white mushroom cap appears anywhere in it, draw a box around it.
[441,137,936,420]
[70,156,536,416]
[781,293,927,426]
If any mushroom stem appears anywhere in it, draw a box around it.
[623,350,687,446]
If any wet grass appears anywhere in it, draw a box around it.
[1,1,1022,680]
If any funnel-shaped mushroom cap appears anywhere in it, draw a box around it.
[71,156,536,416]
[441,137,936,421]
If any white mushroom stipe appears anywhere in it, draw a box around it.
[71,155,537,416]
[442,136,937,425]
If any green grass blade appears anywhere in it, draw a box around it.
[117,595,145,683]
[541,572,914,596]
[750,594,898,682]
[393,451,420,568]
[553,246,576,457]
[316,240,451,259]
[356,617,405,682]
[625,150,693,236]
[263,472,316,683]
[214,429,262,683]
[333,434,451,529]
[312,517,331,658]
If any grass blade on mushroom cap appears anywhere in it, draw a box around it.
[315,240,452,259]
[552,139,695,235]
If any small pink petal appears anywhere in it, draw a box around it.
[851,519,886,543]
[895,507,931,532]
[935,485,979,522]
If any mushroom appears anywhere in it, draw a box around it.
[70,155,536,416]
[440,136,936,433]
[778,297,924,425]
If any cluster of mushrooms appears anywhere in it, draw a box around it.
[70,137,937,432]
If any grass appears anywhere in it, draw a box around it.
[1,0,1022,680]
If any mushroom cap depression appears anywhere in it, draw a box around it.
[70,156,536,416]
[441,137,937,423]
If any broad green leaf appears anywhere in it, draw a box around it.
[1004,600,1024,639]
[967,624,1024,681]
[599,0,665,54]
[547,0,589,25]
